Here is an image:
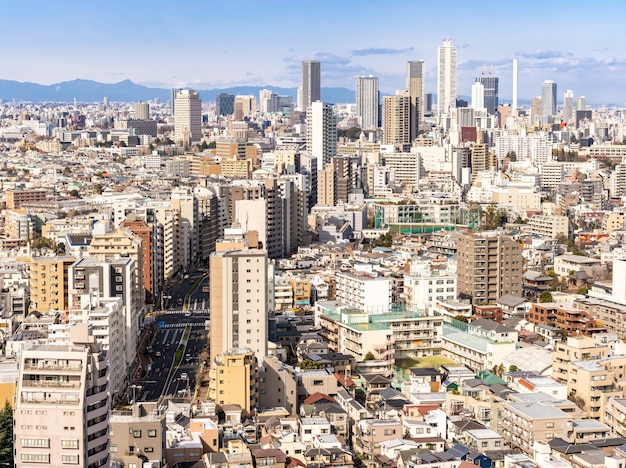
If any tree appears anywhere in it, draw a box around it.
[364,352,375,361]
[485,203,501,230]
[453,315,469,323]
[69,189,80,198]
[0,400,13,466]
[539,291,553,303]
[299,359,322,370]
[506,150,517,162]
[509,365,518,372]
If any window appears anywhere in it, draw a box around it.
[110,445,118,453]
[133,430,142,438]
[148,429,157,438]
[145,447,154,453]
[546,422,554,428]
[20,439,49,448]
[313,379,323,386]
[61,454,79,464]
[384,429,396,436]
[495,441,501,447]
[21,453,50,463]
[61,439,79,449]
[481,441,488,448]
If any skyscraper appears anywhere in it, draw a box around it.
[406,60,424,139]
[302,60,321,111]
[135,101,149,120]
[216,93,235,116]
[355,75,379,131]
[174,89,202,145]
[576,96,586,111]
[471,81,485,111]
[476,76,499,114]
[306,101,337,171]
[437,39,457,117]
[382,93,411,148]
[563,90,574,123]
[541,80,557,117]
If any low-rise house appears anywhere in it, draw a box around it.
[353,418,403,459]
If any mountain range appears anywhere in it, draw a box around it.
[0,79,357,104]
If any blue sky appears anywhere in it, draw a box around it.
[6,0,626,103]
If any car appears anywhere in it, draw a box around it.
[165,343,171,350]
[154,351,162,358]
[146,346,154,354]
[177,298,183,306]
[184,310,192,317]
[185,353,191,362]
[180,373,188,380]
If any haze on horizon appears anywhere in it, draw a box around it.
[6,0,626,105]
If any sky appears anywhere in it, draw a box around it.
[5,0,626,104]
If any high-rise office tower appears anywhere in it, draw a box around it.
[209,229,268,364]
[15,324,110,468]
[302,60,321,111]
[406,60,424,139]
[512,59,518,114]
[382,92,411,148]
[531,97,543,124]
[216,93,235,116]
[174,89,202,145]
[563,90,574,123]
[471,82,485,111]
[476,76,499,114]
[259,89,272,113]
[541,80,557,117]
[576,96,586,111]
[437,39,457,117]
[135,101,149,120]
[306,101,337,171]
[355,75,379,131]
[457,231,522,305]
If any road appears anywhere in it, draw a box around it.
[134,313,208,403]
[165,269,209,310]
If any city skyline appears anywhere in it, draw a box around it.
[4,0,626,104]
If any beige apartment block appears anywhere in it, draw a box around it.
[29,256,76,313]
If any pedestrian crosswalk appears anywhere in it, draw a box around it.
[150,309,210,316]
[158,323,189,329]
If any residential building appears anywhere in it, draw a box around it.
[109,402,166,468]
[306,101,337,171]
[209,229,268,364]
[406,60,424,138]
[528,302,603,337]
[524,215,569,239]
[335,270,392,312]
[302,60,321,111]
[356,76,379,131]
[208,348,259,415]
[437,39,457,117]
[29,256,76,313]
[456,231,522,305]
[382,93,411,148]
[14,324,110,468]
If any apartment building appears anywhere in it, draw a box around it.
[208,348,259,415]
[501,400,573,454]
[209,229,268,364]
[14,324,110,467]
[6,188,49,209]
[456,231,522,305]
[29,256,76,313]
[335,270,392,312]
[552,336,611,385]
[109,402,166,467]
[440,318,517,370]
[354,418,403,459]
[523,214,569,239]
[528,302,604,337]
[402,261,457,308]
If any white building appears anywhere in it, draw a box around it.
[356,76,379,131]
[174,89,202,145]
[437,39,457,118]
[14,324,110,468]
[307,101,337,171]
[335,270,392,313]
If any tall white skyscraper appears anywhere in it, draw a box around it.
[356,75,379,131]
[174,89,202,145]
[302,60,321,111]
[437,39,457,118]
[563,90,574,122]
[306,101,337,171]
[541,80,557,117]
[471,82,485,111]
[576,96,586,111]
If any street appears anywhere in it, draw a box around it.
[134,314,208,402]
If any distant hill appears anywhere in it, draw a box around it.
[0,79,356,104]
